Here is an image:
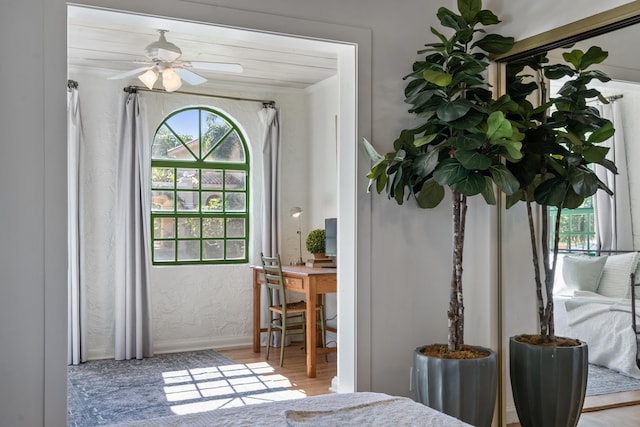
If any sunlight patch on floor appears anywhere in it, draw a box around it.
[164,362,307,415]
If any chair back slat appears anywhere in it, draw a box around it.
[260,253,287,311]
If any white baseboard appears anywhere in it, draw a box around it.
[85,336,253,361]
[154,335,253,354]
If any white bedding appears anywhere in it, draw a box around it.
[554,292,640,378]
[110,392,472,427]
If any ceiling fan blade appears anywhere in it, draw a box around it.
[175,68,207,85]
[188,61,243,73]
[107,66,152,80]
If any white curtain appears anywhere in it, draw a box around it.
[594,101,634,252]
[67,83,87,365]
[260,105,285,346]
[114,91,153,360]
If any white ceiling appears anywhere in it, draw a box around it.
[67,6,339,91]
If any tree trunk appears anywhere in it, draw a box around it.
[448,191,466,351]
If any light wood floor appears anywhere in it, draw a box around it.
[218,345,336,397]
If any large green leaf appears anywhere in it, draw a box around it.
[587,121,614,143]
[568,167,598,197]
[476,9,500,25]
[414,133,439,148]
[433,158,469,186]
[451,172,486,196]
[449,109,485,129]
[489,164,520,195]
[423,70,453,87]
[413,149,441,179]
[458,0,481,24]
[562,50,583,70]
[362,138,383,163]
[535,178,568,207]
[472,34,514,54]
[437,99,472,122]
[449,134,485,150]
[582,145,609,163]
[580,46,608,70]
[455,149,492,170]
[416,179,445,208]
[492,140,523,160]
[437,7,464,30]
[480,176,497,205]
[486,111,513,142]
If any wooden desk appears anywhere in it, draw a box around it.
[252,264,337,378]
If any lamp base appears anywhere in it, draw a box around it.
[291,258,304,266]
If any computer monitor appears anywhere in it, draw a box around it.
[324,217,337,257]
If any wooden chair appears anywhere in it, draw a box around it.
[260,253,326,367]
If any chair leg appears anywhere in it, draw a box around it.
[279,317,286,367]
[320,306,328,362]
[266,312,273,361]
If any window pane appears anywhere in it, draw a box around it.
[154,217,175,239]
[178,218,200,238]
[178,240,200,261]
[203,240,224,260]
[226,172,246,190]
[227,218,245,238]
[152,191,175,211]
[152,126,182,160]
[226,240,245,259]
[176,169,198,188]
[225,193,246,212]
[154,241,175,262]
[166,110,199,143]
[202,111,232,154]
[152,167,175,189]
[177,191,199,211]
[201,170,223,190]
[205,131,245,163]
[202,218,224,238]
[202,192,223,211]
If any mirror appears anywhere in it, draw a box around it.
[495,3,640,425]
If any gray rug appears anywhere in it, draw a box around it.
[67,350,303,427]
[586,363,640,396]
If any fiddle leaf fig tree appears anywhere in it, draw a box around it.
[505,46,616,343]
[364,0,519,353]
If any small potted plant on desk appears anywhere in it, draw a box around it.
[504,46,616,427]
[364,1,517,426]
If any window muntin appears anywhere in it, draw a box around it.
[151,107,249,265]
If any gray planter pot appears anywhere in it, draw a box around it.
[510,336,588,427]
[414,345,497,427]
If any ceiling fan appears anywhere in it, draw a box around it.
[107,30,243,92]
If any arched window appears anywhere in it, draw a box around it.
[150,107,249,265]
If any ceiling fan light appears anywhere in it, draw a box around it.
[137,69,158,89]
[162,67,182,92]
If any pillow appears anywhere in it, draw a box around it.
[562,255,607,293]
[597,252,640,299]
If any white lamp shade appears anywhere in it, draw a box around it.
[290,206,303,218]
[162,67,182,92]
[137,69,158,89]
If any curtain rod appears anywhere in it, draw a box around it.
[123,85,275,107]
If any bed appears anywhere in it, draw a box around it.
[553,251,640,378]
[110,392,472,426]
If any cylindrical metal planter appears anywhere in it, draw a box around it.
[510,336,588,427]
[414,345,497,427]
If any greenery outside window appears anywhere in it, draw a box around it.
[549,197,596,253]
[151,107,249,265]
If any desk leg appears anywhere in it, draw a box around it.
[253,272,261,353]
[306,281,318,378]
